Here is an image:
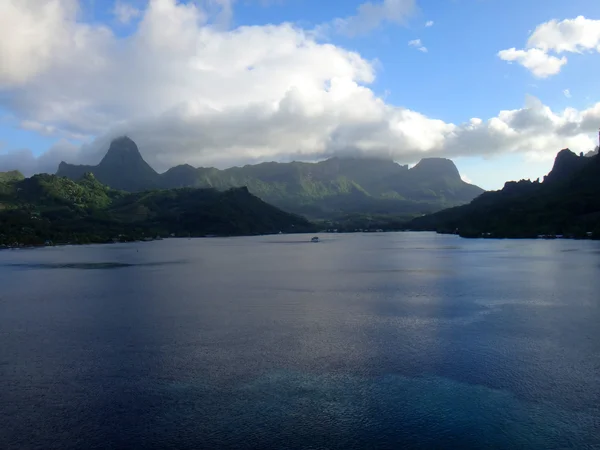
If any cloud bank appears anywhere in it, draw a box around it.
[499,16,600,77]
[0,0,599,176]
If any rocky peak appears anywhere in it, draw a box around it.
[544,148,589,184]
[99,136,145,167]
[410,158,461,180]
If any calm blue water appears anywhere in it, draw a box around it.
[1,233,600,449]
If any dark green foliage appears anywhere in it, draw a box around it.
[0,171,25,183]
[0,171,25,201]
[0,174,313,247]
[56,138,484,222]
[406,149,600,238]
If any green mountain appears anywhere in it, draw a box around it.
[0,170,25,183]
[0,172,313,246]
[56,137,484,220]
[406,149,600,238]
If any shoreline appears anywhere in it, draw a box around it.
[3,230,600,252]
[0,230,319,251]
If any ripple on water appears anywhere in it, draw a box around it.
[150,371,600,450]
[2,261,187,270]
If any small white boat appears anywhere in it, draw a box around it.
[311,236,320,243]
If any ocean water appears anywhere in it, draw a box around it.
[1,233,600,449]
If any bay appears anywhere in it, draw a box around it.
[1,233,600,449]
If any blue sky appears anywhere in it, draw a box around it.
[1,0,599,189]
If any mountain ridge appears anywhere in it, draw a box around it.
[56,137,484,220]
[406,148,600,238]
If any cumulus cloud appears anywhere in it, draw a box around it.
[497,48,567,78]
[528,16,600,54]
[0,0,82,87]
[203,0,236,28]
[0,0,599,176]
[498,16,600,77]
[425,20,433,27]
[408,38,427,52]
[330,0,417,36]
[113,1,142,24]
[563,89,572,98]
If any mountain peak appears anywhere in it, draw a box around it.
[100,136,144,166]
[57,161,73,171]
[410,157,461,180]
[57,137,159,191]
[110,136,137,150]
[544,148,588,184]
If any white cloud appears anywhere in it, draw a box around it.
[0,0,82,87]
[499,16,600,77]
[18,119,88,140]
[425,20,433,27]
[528,16,600,54]
[113,1,142,24]
[497,48,566,78]
[0,139,81,176]
[0,0,599,177]
[330,0,417,36]
[408,38,427,52]
[563,89,571,98]
[204,0,235,28]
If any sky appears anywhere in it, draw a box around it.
[1,0,600,190]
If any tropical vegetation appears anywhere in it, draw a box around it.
[57,137,484,222]
[0,172,313,247]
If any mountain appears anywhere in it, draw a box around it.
[543,149,590,184]
[0,173,313,246]
[57,137,160,191]
[57,138,484,220]
[160,156,484,219]
[0,170,25,183]
[0,171,26,207]
[406,149,600,238]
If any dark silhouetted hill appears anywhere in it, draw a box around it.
[406,149,600,238]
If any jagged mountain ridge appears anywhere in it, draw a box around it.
[56,137,484,219]
[406,148,600,238]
